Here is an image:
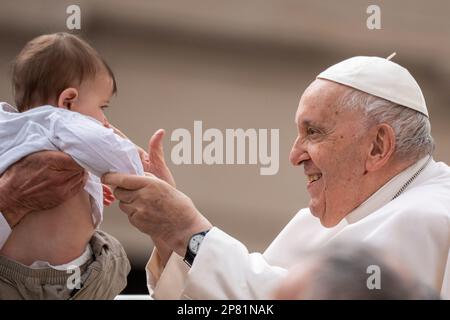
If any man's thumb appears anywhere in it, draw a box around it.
[148,129,165,163]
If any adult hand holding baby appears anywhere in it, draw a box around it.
[102,171,211,261]
[0,151,87,227]
[103,129,208,265]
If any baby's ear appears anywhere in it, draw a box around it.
[57,88,78,110]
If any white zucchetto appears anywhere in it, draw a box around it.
[317,56,428,117]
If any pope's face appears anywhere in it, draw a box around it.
[290,79,371,227]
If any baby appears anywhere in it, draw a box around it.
[0,33,145,299]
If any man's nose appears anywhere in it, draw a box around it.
[289,137,310,166]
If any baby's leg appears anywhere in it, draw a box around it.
[0,190,95,266]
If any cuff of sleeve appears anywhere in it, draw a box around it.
[0,212,12,249]
[146,248,190,299]
[184,227,287,299]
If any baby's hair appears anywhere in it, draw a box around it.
[12,32,117,112]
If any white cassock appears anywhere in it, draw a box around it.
[146,155,450,299]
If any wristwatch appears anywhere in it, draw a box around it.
[184,230,210,267]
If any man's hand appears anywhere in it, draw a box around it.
[0,151,87,227]
[102,172,212,258]
[104,126,179,263]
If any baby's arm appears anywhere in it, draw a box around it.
[107,124,177,188]
[49,112,144,177]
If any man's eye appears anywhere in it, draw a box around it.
[306,127,319,135]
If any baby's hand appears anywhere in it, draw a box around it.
[103,184,115,206]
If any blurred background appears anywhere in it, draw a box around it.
[0,0,449,293]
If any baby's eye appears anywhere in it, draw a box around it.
[100,105,109,110]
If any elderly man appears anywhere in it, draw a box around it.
[102,56,450,299]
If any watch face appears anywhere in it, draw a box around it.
[189,234,204,254]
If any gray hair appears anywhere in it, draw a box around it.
[337,88,434,162]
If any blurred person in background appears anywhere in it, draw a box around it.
[272,244,441,300]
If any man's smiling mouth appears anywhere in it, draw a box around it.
[307,173,322,184]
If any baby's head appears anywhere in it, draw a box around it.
[12,32,116,125]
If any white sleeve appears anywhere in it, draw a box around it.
[441,250,450,299]
[49,112,144,177]
[0,212,12,249]
[146,227,288,299]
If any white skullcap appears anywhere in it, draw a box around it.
[317,56,428,117]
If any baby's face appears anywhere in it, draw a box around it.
[71,71,114,126]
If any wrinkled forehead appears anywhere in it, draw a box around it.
[295,79,351,125]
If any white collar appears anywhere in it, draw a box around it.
[345,155,432,224]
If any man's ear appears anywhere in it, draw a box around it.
[365,123,396,172]
[57,88,78,110]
